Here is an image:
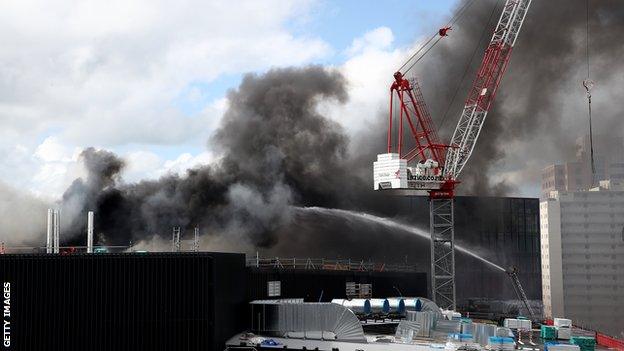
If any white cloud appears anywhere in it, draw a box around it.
[123,150,163,182]
[322,27,412,139]
[123,150,215,183]
[158,152,215,177]
[346,27,394,56]
[30,137,85,198]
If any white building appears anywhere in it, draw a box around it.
[540,180,624,337]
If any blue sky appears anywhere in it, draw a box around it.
[172,1,459,117]
[166,0,459,157]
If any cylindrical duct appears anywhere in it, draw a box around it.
[387,298,406,315]
[46,209,53,254]
[331,299,371,314]
[87,211,94,253]
[369,298,390,313]
[403,298,421,311]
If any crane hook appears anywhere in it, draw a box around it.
[439,26,452,37]
[583,78,594,98]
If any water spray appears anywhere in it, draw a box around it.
[296,206,506,272]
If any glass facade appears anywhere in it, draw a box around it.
[391,196,542,303]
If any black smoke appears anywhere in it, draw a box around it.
[411,0,624,195]
[63,66,358,248]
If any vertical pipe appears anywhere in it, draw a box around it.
[388,91,393,153]
[193,226,199,252]
[398,91,404,157]
[87,211,94,253]
[46,209,53,253]
[53,209,60,253]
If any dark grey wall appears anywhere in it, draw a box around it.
[386,195,542,302]
[0,252,247,351]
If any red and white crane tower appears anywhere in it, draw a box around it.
[373,0,532,310]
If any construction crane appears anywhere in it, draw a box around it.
[373,0,532,310]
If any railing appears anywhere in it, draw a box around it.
[573,323,624,350]
[0,245,133,254]
[246,256,419,272]
[596,332,624,350]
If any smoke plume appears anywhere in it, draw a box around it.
[62,66,353,248]
[409,0,624,194]
[0,181,51,246]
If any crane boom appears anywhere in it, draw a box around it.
[444,0,532,178]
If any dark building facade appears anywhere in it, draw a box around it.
[388,196,542,303]
[0,252,247,351]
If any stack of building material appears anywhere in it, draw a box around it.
[496,327,512,337]
[446,333,480,351]
[395,320,421,343]
[541,325,558,340]
[504,318,519,329]
[441,310,462,320]
[570,336,596,351]
[554,318,572,340]
[504,318,532,331]
[449,333,474,342]
[487,336,516,350]
[460,318,474,335]
[517,318,532,331]
[431,320,461,340]
[474,323,498,346]
[544,342,581,351]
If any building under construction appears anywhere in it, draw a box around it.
[383,195,542,306]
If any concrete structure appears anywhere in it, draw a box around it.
[540,183,624,337]
[541,135,624,199]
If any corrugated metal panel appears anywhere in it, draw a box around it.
[251,301,366,342]
[0,252,246,351]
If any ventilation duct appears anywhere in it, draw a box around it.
[331,299,371,314]
[250,300,366,342]
[369,298,390,313]
[387,298,406,314]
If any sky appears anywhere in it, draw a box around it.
[0,0,474,201]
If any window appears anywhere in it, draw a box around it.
[267,281,281,297]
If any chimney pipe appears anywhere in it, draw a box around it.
[46,209,53,253]
[87,211,94,253]
[53,209,60,253]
